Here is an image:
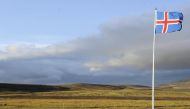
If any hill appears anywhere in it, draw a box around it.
[0,83,70,92]
[159,79,190,89]
[0,83,149,92]
[62,83,126,90]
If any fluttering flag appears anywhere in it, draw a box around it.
[155,11,183,33]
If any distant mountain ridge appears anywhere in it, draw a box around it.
[0,83,150,92]
[159,79,190,89]
[2,80,190,92]
[62,83,149,90]
[0,83,70,92]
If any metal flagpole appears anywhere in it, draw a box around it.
[152,8,157,109]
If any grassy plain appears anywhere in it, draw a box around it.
[0,84,190,109]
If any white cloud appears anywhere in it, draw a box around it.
[0,43,75,60]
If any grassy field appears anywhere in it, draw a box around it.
[0,84,190,109]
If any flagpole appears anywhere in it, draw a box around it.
[152,8,157,109]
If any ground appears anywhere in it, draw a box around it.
[0,86,190,109]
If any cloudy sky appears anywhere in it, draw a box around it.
[0,0,190,86]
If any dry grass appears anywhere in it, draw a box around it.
[0,88,190,109]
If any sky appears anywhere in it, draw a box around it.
[0,0,190,86]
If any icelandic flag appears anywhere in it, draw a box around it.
[155,11,183,33]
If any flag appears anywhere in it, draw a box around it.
[155,11,183,33]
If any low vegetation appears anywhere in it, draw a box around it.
[0,83,190,109]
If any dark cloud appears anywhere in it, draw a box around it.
[0,5,190,85]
